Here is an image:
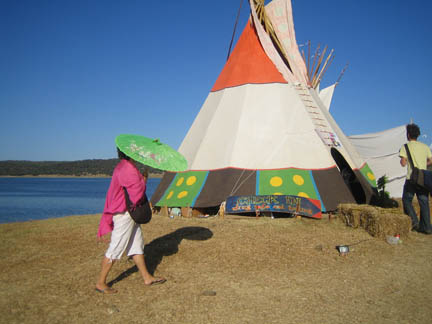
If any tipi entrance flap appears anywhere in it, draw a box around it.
[331,148,366,204]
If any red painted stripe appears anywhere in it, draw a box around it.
[176,165,339,173]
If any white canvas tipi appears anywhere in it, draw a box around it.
[152,0,377,213]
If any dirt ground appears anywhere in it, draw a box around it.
[1,201,432,324]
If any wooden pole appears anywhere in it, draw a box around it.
[226,0,244,61]
[162,206,169,217]
[315,53,335,88]
[313,49,334,88]
[307,40,311,82]
[335,62,349,87]
[219,202,225,219]
[309,43,320,85]
[311,45,327,86]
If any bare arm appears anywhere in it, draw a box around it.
[427,157,432,166]
[400,157,407,167]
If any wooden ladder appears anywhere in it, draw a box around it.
[293,83,340,147]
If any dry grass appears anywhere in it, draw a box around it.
[1,200,432,324]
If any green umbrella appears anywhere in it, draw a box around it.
[115,134,188,172]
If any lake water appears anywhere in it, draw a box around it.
[0,177,161,224]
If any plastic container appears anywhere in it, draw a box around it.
[337,245,350,256]
[386,235,400,245]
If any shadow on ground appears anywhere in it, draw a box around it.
[108,226,213,285]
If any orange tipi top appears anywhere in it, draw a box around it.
[211,20,287,92]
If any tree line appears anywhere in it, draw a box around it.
[0,159,163,177]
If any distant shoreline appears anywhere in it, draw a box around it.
[0,159,165,179]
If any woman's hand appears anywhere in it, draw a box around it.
[97,234,111,244]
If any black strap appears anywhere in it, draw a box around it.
[123,187,147,211]
[404,143,415,168]
[123,187,132,210]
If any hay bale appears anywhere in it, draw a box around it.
[338,204,411,238]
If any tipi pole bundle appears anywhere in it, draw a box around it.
[312,49,335,89]
[308,43,320,83]
[302,42,335,88]
[301,40,313,86]
[311,45,327,86]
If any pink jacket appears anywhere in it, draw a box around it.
[97,159,146,237]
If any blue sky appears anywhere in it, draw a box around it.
[1,0,431,161]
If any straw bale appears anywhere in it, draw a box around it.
[338,203,411,238]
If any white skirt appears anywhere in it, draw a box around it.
[105,211,144,261]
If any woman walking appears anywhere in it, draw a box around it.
[95,148,166,294]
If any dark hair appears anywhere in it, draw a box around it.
[406,123,420,140]
[117,147,130,160]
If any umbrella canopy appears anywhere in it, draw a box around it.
[115,134,188,172]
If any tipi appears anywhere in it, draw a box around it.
[151,0,377,213]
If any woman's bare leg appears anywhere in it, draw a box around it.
[132,254,166,285]
[95,257,117,293]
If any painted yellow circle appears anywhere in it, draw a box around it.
[367,172,375,181]
[186,176,197,186]
[176,177,184,186]
[298,192,309,198]
[293,175,304,186]
[270,176,283,187]
[166,191,173,199]
[273,192,283,195]
[177,191,188,199]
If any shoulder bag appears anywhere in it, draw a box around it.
[404,144,432,192]
[123,187,152,224]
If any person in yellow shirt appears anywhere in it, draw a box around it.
[399,123,432,234]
